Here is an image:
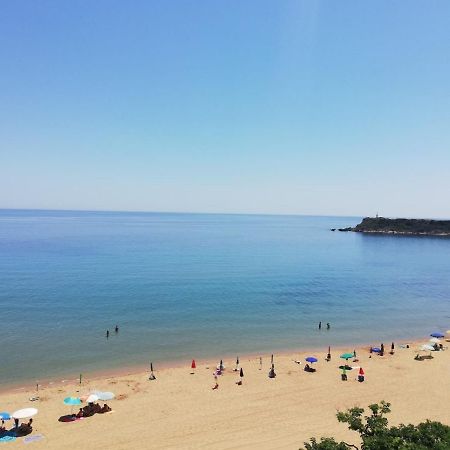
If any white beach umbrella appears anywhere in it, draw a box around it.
[86,394,99,403]
[429,338,440,344]
[91,391,115,401]
[12,408,38,419]
[420,344,435,351]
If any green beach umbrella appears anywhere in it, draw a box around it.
[340,353,354,360]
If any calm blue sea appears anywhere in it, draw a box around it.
[0,210,449,385]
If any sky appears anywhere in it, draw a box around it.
[1,1,449,217]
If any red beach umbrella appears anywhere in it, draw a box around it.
[359,367,364,375]
[190,359,196,374]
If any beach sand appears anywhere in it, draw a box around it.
[1,343,449,449]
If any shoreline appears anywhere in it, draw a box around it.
[2,334,448,449]
[1,336,424,395]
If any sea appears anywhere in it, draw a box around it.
[0,209,449,386]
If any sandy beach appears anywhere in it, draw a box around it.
[1,341,449,449]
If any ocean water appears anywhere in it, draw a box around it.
[0,210,449,385]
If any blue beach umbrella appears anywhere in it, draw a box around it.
[63,397,81,406]
[430,332,445,338]
[372,347,381,353]
[64,397,81,416]
[0,412,11,420]
[305,357,318,363]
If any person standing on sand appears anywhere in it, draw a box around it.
[259,356,262,370]
[212,374,219,390]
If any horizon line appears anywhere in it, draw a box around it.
[1,207,449,221]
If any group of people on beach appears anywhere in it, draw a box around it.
[74,402,111,419]
[0,418,33,437]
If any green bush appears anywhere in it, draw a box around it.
[301,401,450,450]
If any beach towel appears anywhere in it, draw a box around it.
[24,434,44,444]
[0,434,16,443]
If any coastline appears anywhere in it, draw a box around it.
[1,335,425,395]
[2,336,449,449]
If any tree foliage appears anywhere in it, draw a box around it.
[301,401,450,450]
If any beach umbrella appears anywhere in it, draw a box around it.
[190,359,196,374]
[0,412,11,420]
[305,357,318,363]
[340,353,354,360]
[372,347,381,353]
[430,332,445,338]
[12,408,38,420]
[96,392,115,401]
[240,367,244,378]
[64,396,81,416]
[63,397,81,406]
[86,394,99,404]
[359,367,364,375]
[420,344,435,351]
[429,338,441,344]
[149,362,156,380]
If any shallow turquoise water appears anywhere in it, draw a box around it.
[0,210,449,385]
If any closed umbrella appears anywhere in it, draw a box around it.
[12,408,38,420]
[358,367,365,382]
[190,359,196,374]
[149,362,156,380]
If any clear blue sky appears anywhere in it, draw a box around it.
[1,1,449,217]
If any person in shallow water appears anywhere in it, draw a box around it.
[106,330,109,339]
[115,325,119,333]
[327,323,330,330]
[318,321,322,330]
